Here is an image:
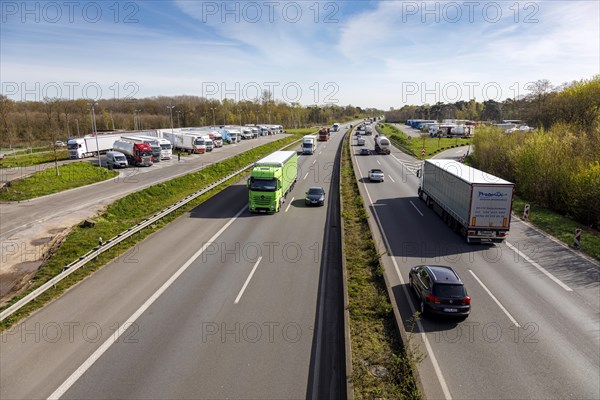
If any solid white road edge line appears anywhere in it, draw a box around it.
[353,151,452,400]
[469,270,520,327]
[48,205,248,400]
[505,242,572,292]
[234,256,263,304]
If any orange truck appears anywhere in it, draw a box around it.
[317,128,330,141]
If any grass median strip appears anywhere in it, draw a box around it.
[377,123,470,158]
[0,162,118,201]
[0,134,303,330]
[341,131,422,399]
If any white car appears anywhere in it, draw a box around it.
[54,140,66,147]
[368,168,385,182]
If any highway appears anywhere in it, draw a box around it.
[0,135,288,300]
[0,129,347,399]
[351,132,600,399]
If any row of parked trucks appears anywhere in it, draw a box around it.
[405,119,475,138]
[67,123,285,165]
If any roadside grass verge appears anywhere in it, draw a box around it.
[0,163,118,201]
[0,134,303,331]
[512,195,600,261]
[0,150,70,168]
[341,130,422,399]
[287,128,318,136]
[377,123,470,159]
[10,146,52,156]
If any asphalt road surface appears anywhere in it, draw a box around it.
[1,130,348,399]
[0,135,290,300]
[351,133,599,399]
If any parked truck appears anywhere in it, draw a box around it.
[302,135,317,155]
[112,140,154,167]
[67,134,121,159]
[417,159,515,243]
[318,128,330,141]
[375,135,391,154]
[163,132,206,154]
[248,150,298,213]
[132,135,172,159]
[121,135,162,162]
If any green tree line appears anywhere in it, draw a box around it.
[0,94,381,148]
[385,75,599,129]
[469,77,600,228]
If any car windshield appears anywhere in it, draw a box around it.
[308,188,324,195]
[434,284,466,298]
[250,178,277,192]
[115,156,126,161]
[67,143,79,150]
[371,169,382,174]
[160,143,172,150]
[194,138,205,145]
[141,151,153,157]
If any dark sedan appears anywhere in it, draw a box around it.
[305,186,325,206]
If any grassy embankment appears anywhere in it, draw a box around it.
[0,133,304,330]
[0,163,118,201]
[341,130,422,399]
[0,150,70,168]
[377,123,470,159]
[511,195,600,260]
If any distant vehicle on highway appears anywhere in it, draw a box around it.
[54,140,66,147]
[359,148,370,156]
[368,168,384,182]
[409,265,471,318]
[305,186,325,206]
[357,136,365,146]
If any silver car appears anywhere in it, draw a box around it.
[368,168,384,182]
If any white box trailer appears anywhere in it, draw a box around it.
[417,159,514,243]
[163,131,206,154]
[67,134,121,159]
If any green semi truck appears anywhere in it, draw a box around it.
[248,150,298,213]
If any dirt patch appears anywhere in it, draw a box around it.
[31,237,52,246]
[0,261,42,298]
[0,227,71,306]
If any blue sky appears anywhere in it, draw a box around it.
[1,0,598,109]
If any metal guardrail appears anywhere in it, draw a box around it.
[0,164,254,322]
[0,135,305,322]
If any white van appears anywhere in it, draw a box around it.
[204,137,214,152]
[106,151,128,169]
